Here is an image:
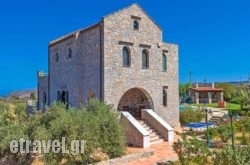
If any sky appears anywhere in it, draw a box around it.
[1,0,250,95]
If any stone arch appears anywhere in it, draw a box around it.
[118,88,154,119]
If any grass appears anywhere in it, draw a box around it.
[226,103,241,111]
[190,103,241,111]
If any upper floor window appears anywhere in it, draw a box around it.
[55,52,59,62]
[162,53,167,71]
[133,20,139,30]
[67,48,72,58]
[142,49,149,69]
[122,47,131,67]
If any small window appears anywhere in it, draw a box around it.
[55,52,59,62]
[133,20,139,30]
[61,91,66,104]
[68,48,72,58]
[162,53,167,71]
[163,89,168,106]
[122,47,131,67]
[142,49,149,69]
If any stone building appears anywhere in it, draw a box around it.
[38,3,179,128]
[189,82,224,104]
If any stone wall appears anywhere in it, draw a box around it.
[48,25,102,107]
[102,4,179,127]
[37,72,48,110]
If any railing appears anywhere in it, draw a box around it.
[141,109,174,142]
[120,111,150,148]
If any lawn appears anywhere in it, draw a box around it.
[191,103,241,110]
[226,103,241,111]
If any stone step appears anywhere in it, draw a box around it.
[209,116,222,123]
[149,131,159,138]
[138,119,165,145]
[150,136,164,143]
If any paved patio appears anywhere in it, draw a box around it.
[124,130,182,165]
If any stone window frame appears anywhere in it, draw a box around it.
[131,15,141,30]
[122,46,131,67]
[163,86,168,106]
[142,49,149,69]
[55,52,59,62]
[67,48,72,58]
[162,53,167,71]
[133,20,139,30]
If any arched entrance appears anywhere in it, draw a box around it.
[118,88,154,119]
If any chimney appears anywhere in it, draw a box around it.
[212,83,214,88]
[195,82,198,88]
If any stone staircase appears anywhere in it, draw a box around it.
[208,111,225,124]
[209,116,222,124]
[137,120,164,144]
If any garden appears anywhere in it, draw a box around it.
[0,98,126,165]
[173,110,250,164]
[177,82,250,164]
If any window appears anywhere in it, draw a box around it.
[133,20,139,30]
[142,49,149,68]
[57,90,69,108]
[67,48,72,58]
[162,53,167,71]
[55,52,59,62]
[163,89,168,106]
[61,91,66,104]
[122,47,131,67]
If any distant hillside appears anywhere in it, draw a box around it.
[6,89,37,99]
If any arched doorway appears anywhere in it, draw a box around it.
[118,88,154,119]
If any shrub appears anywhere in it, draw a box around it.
[217,125,232,143]
[0,99,125,164]
[179,109,204,125]
[173,132,212,165]
[31,99,125,164]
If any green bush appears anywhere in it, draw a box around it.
[179,109,204,125]
[173,132,212,165]
[213,145,250,165]
[0,99,125,164]
[173,132,250,165]
[0,100,30,164]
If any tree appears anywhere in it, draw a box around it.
[30,92,36,100]
[231,85,250,110]
[179,83,191,97]
[216,83,236,102]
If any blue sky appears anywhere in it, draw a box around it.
[1,0,250,95]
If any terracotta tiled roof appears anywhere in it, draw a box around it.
[190,87,223,92]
